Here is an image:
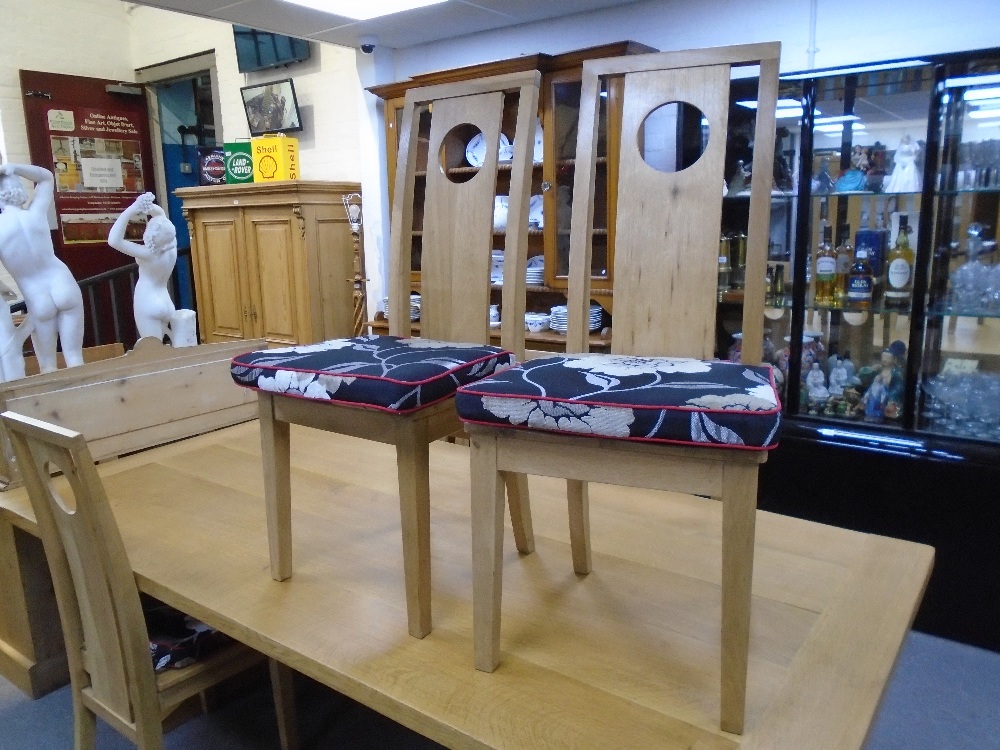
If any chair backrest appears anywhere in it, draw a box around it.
[1,411,159,734]
[388,71,541,360]
[565,43,780,365]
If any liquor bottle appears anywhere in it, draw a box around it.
[731,232,747,289]
[814,224,836,307]
[773,264,786,306]
[834,224,853,309]
[717,235,731,301]
[883,214,915,310]
[847,248,874,309]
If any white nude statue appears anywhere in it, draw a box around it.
[0,163,84,374]
[108,192,178,342]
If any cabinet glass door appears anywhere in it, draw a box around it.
[787,64,935,425]
[920,55,1000,441]
[545,70,611,287]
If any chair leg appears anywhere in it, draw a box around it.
[72,697,98,750]
[502,471,535,554]
[719,463,758,735]
[269,659,299,750]
[259,394,292,581]
[396,424,432,638]
[470,431,506,672]
[567,479,592,575]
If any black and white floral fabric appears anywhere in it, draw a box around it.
[231,335,515,414]
[455,354,781,450]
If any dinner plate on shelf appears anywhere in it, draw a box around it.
[466,132,511,168]
[528,195,544,228]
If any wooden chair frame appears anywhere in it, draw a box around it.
[467,43,780,734]
[1,410,297,750]
[258,71,541,638]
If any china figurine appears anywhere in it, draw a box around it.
[863,349,905,421]
[727,159,751,196]
[829,358,849,396]
[883,135,921,193]
[812,156,836,193]
[727,332,743,363]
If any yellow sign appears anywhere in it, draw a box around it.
[251,134,299,182]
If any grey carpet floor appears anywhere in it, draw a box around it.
[1,631,997,748]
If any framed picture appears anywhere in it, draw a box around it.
[240,78,303,137]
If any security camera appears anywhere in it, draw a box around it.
[359,35,377,54]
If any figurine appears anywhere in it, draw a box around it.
[727,159,751,196]
[0,163,84,374]
[805,362,829,399]
[108,192,179,342]
[829,358,849,396]
[863,349,905,421]
[883,135,921,193]
[812,156,837,193]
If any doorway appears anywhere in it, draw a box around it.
[152,73,216,309]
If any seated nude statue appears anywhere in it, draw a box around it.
[0,164,83,374]
[107,192,178,341]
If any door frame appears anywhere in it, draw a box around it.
[134,50,223,222]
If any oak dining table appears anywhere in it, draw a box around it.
[0,419,932,749]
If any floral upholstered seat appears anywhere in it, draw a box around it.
[232,335,515,414]
[456,354,781,450]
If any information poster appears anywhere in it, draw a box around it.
[47,108,146,244]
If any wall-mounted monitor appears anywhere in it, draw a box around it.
[240,78,303,137]
[233,25,311,73]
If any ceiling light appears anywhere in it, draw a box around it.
[968,108,1000,119]
[278,0,447,21]
[963,86,1000,102]
[782,59,929,81]
[814,115,860,124]
[816,122,866,133]
[737,98,802,110]
[947,74,1000,89]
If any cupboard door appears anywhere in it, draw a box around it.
[243,209,303,345]
[193,209,252,343]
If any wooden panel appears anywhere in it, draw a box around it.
[0,340,263,489]
[244,212,299,344]
[314,214,356,341]
[198,215,249,343]
[612,65,730,358]
[421,91,503,343]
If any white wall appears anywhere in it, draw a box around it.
[0,0,134,165]
[0,0,362,180]
[126,4,361,181]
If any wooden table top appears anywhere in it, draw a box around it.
[0,421,933,750]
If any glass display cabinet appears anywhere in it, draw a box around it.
[772,47,1000,446]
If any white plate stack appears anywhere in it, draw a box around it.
[383,295,421,322]
[525,255,544,286]
[490,250,505,284]
[549,304,602,334]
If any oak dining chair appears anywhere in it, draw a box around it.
[455,43,782,733]
[1,410,298,750]
[230,71,540,638]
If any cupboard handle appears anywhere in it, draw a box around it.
[251,308,258,321]
[243,308,248,321]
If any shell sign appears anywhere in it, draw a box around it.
[251,133,299,182]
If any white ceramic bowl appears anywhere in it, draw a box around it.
[524,313,550,333]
